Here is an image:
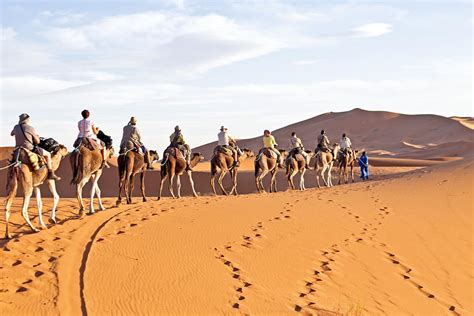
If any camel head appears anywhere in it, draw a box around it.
[53,144,69,159]
[108,147,115,158]
[278,149,288,158]
[192,152,205,162]
[149,150,159,163]
[332,143,340,154]
[243,148,255,157]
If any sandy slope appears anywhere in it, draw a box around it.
[194,108,474,160]
[1,157,472,315]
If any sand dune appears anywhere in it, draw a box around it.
[1,156,472,315]
[194,108,474,160]
[1,109,473,315]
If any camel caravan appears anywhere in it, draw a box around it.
[3,112,362,239]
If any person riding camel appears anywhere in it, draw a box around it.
[217,126,241,167]
[169,125,192,170]
[120,116,153,169]
[339,133,353,160]
[75,109,109,169]
[263,130,283,167]
[289,132,309,168]
[11,113,61,180]
[316,129,331,153]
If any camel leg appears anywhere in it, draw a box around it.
[218,170,228,195]
[270,169,278,193]
[76,177,88,214]
[300,169,306,190]
[168,173,176,199]
[47,180,59,224]
[21,188,37,232]
[187,170,198,197]
[351,165,355,183]
[117,169,126,206]
[5,187,16,239]
[95,183,105,211]
[258,169,268,193]
[315,165,321,188]
[176,175,182,198]
[288,169,297,190]
[140,172,147,202]
[210,172,217,195]
[158,174,167,200]
[89,174,101,214]
[35,187,47,229]
[327,163,333,187]
[230,170,238,195]
[128,174,135,204]
[321,165,329,187]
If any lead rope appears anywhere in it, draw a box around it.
[0,147,23,170]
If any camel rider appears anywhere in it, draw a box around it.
[217,126,241,167]
[289,132,309,168]
[316,130,330,153]
[76,110,109,169]
[169,125,192,169]
[11,113,61,180]
[263,130,283,167]
[340,133,353,159]
[120,117,153,169]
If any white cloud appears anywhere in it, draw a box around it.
[352,23,392,38]
[1,27,17,41]
[39,10,86,25]
[44,27,93,49]
[293,59,323,66]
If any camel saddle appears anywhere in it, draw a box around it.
[73,137,102,151]
[165,147,185,161]
[13,147,45,171]
[213,145,233,157]
[258,148,278,159]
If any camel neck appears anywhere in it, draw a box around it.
[51,152,63,171]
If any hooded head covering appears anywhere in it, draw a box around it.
[19,113,30,124]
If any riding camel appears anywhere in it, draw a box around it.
[70,143,114,214]
[4,145,69,239]
[116,150,159,205]
[158,149,204,200]
[210,148,255,196]
[286,150,313,191]
[314,144,340,188]
[254,148,287,193]
[338,149,358,184]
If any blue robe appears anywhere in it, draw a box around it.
[359,155,369,179]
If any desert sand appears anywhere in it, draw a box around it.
[1,109,473,315]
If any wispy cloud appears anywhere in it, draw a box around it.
[292,59,323,66]
[352,23,392,38]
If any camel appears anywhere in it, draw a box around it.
[116,149,159,205]
[4,145,69,239]
[338,149,358,184]
[286,150,313,191]
[314,144,340,188]
[210,148,255,196]
[70,144,114,214]
[158,149,204,200]
[254,149,287,193]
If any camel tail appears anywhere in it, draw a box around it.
[254,160,260,177]
[161,154,169,178]
[5,167,19,203]
[211,159,217,176]
[70,152,81,185]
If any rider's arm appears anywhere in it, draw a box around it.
[92,124,99,135]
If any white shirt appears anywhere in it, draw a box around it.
[78,118,96,139]
[289,136,303,149]
[218,131,230,146]
[340,137,352,149]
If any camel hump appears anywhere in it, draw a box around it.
[214,145,233,157]
[165,147,185,161]
[259,148,277,159]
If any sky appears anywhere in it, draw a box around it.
[1,0,472,151]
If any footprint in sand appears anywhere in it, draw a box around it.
[130,223,137,227]
[12,260,22,267]
[117,231,125,235]
[48,257,57,263]
[16,287,28,293]
[35,246,44,252]
[34,271,44,278]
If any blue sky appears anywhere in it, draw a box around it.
[1,0,472,151]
